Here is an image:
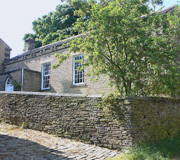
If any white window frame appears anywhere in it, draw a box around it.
[42,62,51,90]
[73,54,84,85]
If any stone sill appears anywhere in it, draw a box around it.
[40,88,51,92]
[71,83,86,88]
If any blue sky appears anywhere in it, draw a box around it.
[155,0,179,10]
[0,0,179,58]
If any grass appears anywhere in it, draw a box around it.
[110,135,180,160]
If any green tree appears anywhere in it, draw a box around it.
[64,0,164,29]
[63,0,163,5]
[54,0,180,97]
[23,4,78,49]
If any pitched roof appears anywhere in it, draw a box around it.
[158,4,177,15]
[19,34,82,57]
[4,4,178,65]
[3,34,84,65]
[13,4,178,59]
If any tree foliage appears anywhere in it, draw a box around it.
[54,0,180,97]
[62,0,164,9]
[23,4,79,50]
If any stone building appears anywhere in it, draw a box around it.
[0,39,11,74]
[0,35,113,94]
[0,5,177,94]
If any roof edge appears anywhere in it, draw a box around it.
[0,38,12,51]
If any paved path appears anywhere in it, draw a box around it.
[0,123,121,160]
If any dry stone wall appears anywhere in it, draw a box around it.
[0,92,132,150]
[0,92,180,150]
[130,97,180,142]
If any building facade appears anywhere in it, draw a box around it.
[0,5,176,95]
[0,39,11,74]
[0,36,113,95]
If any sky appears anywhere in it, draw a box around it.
[0,0,179,58]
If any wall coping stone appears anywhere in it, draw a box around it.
[1,91,176,100]
[0,91,102,98]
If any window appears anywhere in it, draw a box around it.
[5,53,10,57]
[73,55,84,85]
[42,62,51,90]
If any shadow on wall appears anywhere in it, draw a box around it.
[0,134,73,159]
[50,80,83,94]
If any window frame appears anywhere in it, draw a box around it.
[41,62,51,90]
[73,54,84,85]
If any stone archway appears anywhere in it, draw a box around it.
[5,76,14,91]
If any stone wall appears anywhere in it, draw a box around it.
[0,92,180,150]
[0,92,132,150]
[0,69,40,92]
[23,70,41,92]
[130,97,180,142]
[0,39,11,74]
[0,74,9,91]
[10,70,22,85]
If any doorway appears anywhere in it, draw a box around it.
[5,76,14,91]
